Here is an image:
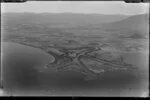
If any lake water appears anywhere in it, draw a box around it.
[2,42,149,96]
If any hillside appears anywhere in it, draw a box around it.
[101,14,149,37]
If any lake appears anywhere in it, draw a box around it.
[2,42,149,96]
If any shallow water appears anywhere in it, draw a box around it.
[2,42,149,96]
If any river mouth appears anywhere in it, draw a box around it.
[2,42,149,96]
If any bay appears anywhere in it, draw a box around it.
[2,42,148,96]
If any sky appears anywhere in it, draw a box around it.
[1,1,149,15]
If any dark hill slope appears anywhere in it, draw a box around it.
[101,14,149,36]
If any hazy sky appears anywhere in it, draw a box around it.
[1,1,149,15]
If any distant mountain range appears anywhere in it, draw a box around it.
[2,13,129,27]
[2,13,149,39]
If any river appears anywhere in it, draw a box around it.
[2,42,149,96]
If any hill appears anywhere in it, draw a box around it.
[101,14,149,38]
